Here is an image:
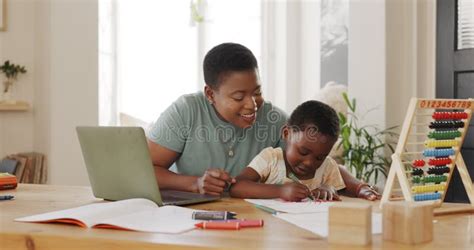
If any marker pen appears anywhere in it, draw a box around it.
[192,211,236,220]
[0,195,14,201]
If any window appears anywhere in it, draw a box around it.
[99,0,261,126]
[457,0,474,50]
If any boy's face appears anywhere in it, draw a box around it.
[205,69,263,129]
[283,127,337,179]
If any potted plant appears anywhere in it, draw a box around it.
[0,60,27,103]
[337,92,398,186]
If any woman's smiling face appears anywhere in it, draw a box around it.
[205,69,264,129]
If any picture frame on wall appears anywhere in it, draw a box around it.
[0,0,5,31]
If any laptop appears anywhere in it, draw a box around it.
[76,126,220,206]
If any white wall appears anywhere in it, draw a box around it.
[47,0,98,185]
[349,0,436,130]
[1,0,98,186]
[348,0,386,128]
[0,0,35,158]
[348,0,436,188]
[386,0,416,130]
[386,0,436,129]
[415,0,436,99]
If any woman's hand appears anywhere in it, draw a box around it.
[279,183,310,202]
[357,185,381,201]
[311,185,341,201]
[193,169,236,196]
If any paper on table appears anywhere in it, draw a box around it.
[245,198,334,214]
[275,212,382,237]
[15,199,198,234]
[15,199,158,227]
[95,206,197,233]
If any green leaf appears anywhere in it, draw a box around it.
[0,60,27,80]
[342,92,355,111]
[338,94,400,185]
[338,112,347,125]
[387,144,395,153]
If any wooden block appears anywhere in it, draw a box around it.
[328,203,372,245]
[382,202,433,244]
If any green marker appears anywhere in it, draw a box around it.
[288,172,316,201]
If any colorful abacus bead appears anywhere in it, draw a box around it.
[429,120,465,129]
[414,192,442,201]
[412,168,424,176]
[432,112,468,120]
[411,184,445,194]
[427,166,450,175]
[424,139,458,148]
[412,176,422,184]
[412,159,425,167]
[427,130,462,140]
[423,149,455,157]
[428,157,452,166]
[423,175,447,183]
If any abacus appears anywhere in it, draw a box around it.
[381,98,474,214]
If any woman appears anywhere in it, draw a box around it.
[147,43,379,200]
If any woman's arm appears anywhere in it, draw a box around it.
[338,165,380,200]
[147,140,234,195]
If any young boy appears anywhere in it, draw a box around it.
[230,100,344,201]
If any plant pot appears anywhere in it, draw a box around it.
[1,79,16,104]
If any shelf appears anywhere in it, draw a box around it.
[0,101,30,111]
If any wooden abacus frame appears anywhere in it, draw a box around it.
[381,98,474,215]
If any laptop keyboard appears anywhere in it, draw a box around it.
[161,195,192,202]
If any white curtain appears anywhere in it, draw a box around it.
[261,0,322,113]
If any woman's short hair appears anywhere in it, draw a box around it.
[203,43,258,89]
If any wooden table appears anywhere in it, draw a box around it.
[0,184,473,249]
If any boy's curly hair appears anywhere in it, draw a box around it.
[287,100,340,139]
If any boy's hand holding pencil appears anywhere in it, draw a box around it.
[278,182,311,202]
[286,172,315,201]
[287,172,340,201]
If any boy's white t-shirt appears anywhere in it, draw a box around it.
[248,147,346,191]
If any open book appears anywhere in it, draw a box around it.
[15,198,198,233]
